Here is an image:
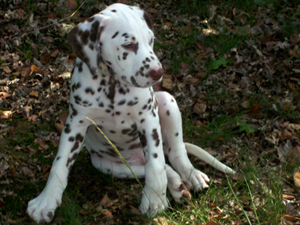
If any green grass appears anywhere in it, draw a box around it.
[1,0,298,224]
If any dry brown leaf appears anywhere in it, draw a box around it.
[22,106,32,118]
[28,114,37,122]
[54,123,64,134]
[247,104,263,116]
[284,214,298,222]
[180,62,189,70]
[29,91,39,98]
[64,0,78,9]
[50,49,60,57]
[194,102,207,114]
[293,171,300,188]
[9,162,16,175]
[228,82,240,90]
[43,164,51,178]
[101,209,113,218]
[1,66,11,74]
[22,167,34,177]
[163,22,172,30]
[280,129,292,140]
[30,64,43,75]
[289,49,297,57]
[129,205,141,215]
[282,101,292,110]
[290,34,299,44]
[241,100,250,109]
[287,146,300,166]
[40,54,51,64]
[0,92,11,100]
[185,77,199,85]
[59,112,69,124]
[153,217,169,225]
[162,76,176,90]
[0,111,13,119]
[20,66,31,77]
[283,194,296,200]
[100,193,113,208]
[15,8,25,16]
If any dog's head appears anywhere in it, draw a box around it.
[68,3,163,88]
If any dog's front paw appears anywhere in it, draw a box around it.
[183,168,210,191]
[139,185,168,217]
[27,190,62,224]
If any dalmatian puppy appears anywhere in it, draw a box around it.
[27,3,235,223]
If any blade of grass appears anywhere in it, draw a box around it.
[227,175,252,225]
[86,117,144,190]
[244,176,261,225]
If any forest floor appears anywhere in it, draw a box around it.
[0,0,300,224]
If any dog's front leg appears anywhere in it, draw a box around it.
[138,117,168,217]
[27,114,90,224]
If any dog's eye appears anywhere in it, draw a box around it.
[122,43,134,50]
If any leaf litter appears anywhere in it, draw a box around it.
[0,0,300,224]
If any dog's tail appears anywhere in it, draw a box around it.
[185,143,236,174]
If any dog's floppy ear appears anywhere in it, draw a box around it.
[68,14,109,77]
[143,11,153,31]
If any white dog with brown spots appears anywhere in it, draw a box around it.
[27,3,235,223]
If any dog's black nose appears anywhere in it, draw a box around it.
[147,68,164,81]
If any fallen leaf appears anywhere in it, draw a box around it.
[0,199,4,208]
[283,194,296,200]
[195,71,205,78]
[0,111,13,119]
[284,214,298,222]
[153,217,169,225]
[163,22,172,30]
[22,105,32,117]
[54,123,64,134]
[9,162,16,175]
[289,49,297,57]
[287,146,300,166]
[64,0,78,9]
[185,77,199,85]
[1,66,11,73]
[181,62,190,70]
[22,167,34,177]
[29,91,39,98]
[59,112,69,124]
[0,161,9,177]
[101,209,113,218]
[282,101,292,110]
[241,101,250,109]
[30,64,43,75]
[28,114,37,122]
[247,104,263,116]
[0,92,11,100]
[280,129,292,140]
[40,53,51,64]
[294,172,300,188]
[162,75,176,90]
[290,34,299,44]
[228,82,240,90]
[100,193,113,208]
[194,102,207,114]
[50,49,60,57]
[129,205,141,215]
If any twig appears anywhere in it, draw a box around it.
[21,1,86,38]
